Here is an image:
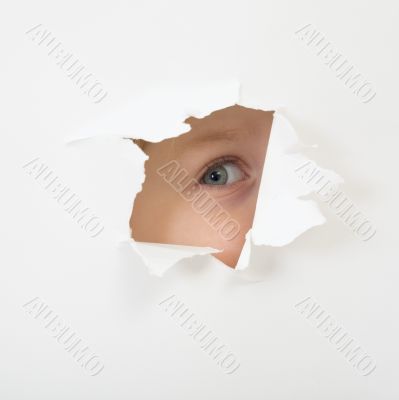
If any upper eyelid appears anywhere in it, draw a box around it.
[200,156,239,175]
[203,155,245,170]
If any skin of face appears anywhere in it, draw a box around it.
[130,105,273,267]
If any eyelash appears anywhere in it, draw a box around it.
[198,156,248,187]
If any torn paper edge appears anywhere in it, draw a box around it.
[65,80,342,276]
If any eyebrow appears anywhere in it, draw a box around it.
[178,128,249,148]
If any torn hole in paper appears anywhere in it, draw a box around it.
[67,81,341,276]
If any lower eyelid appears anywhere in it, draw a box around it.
[200,178,250,201]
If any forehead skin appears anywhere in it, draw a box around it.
[139,105,271,156]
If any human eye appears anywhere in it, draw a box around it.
[199,157,247,186]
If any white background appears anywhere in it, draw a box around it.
[1,0,398,398]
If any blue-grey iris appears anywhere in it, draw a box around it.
[202,166,228,185]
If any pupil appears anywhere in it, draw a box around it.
[210,171,221,181]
